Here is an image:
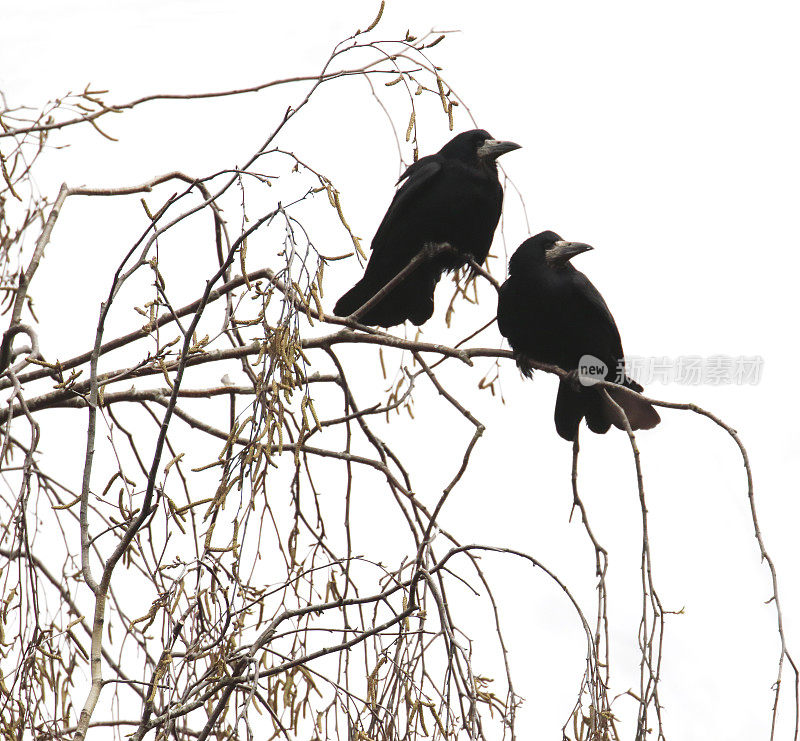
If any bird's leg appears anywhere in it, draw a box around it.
[465,257,500,291]
[513,352,535,379]
[564,369,584,391]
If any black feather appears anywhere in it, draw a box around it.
[497,231,661,441]
[334,129,519,327]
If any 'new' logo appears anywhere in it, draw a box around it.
[577,355,607,386]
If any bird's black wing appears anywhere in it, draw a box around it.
[496,276,527,347]
[567,270,625,364]
[370,158,442,252]
[496,275,544,377]
[332,157,444,326]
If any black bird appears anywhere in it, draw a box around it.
[334,129,520,327]
[497,231,660,441]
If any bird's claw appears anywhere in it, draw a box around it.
[422,241,453,260]
[514,352,535,379]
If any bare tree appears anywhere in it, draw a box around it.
[0,7,796,741]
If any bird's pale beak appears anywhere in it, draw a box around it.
[477,139,522,160]
[547,240,594,266]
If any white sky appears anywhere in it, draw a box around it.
[3,1,800,739]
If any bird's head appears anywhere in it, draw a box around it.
[438,129,521,166]
[509,231,594,273]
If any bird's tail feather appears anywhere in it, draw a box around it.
[554,376,660,441]
[333,280,371,319]
[333,267,438,327]
[554,381,609,441]
[602,381,661,432]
